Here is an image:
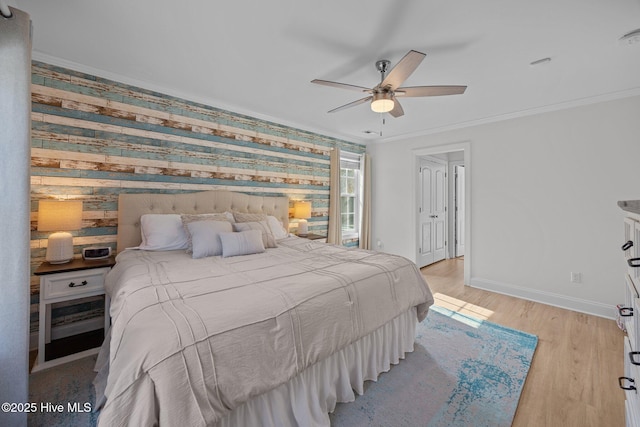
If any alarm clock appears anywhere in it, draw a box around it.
[82,246,112,260]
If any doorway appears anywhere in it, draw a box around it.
[413,144,470,285]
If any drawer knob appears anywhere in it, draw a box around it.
[622,240,634,251]
[628,258,640,268]
[68,280,88,288]
[619,376,637,391]
[630,351,640,366]
[619,306,634,317]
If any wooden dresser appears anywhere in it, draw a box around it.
[619,200,640,426]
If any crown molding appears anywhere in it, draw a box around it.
[378,87,640,144]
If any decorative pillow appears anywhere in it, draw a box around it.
[181,213,229,223]
[181,213,230,253]
[219,230,265,258]
[233,212,267,223]
[267,215,288,240]
[139,214,189,251]
[183,220,233,259]
[233,221,277,248]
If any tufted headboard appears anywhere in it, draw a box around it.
[117,190,290,252]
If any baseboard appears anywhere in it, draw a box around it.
[29,317,104,351]
[469,277,616,320]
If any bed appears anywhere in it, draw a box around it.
[94,189,434,426]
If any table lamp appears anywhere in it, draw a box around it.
[38,200,83,264]
[294,201,311,237]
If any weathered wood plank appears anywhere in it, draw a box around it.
[34,131,329,176]
[33,148,328,184]
[30,175,330,195]
[33,84,332,155]
[35,113,331,165]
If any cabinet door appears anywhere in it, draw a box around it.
[626,275,639,351]
[624,337,640,426]
[630,220,640,291]
[625,217,636,259]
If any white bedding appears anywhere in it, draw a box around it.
[95,237,433,426]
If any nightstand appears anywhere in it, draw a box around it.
[32,257,115,372]
[299,233,327,242]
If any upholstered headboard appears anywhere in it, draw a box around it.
[117,190,290,252]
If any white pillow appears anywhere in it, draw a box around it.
[233,221,277,248]
[219,230,265,258]
[185,220,233,259]
[267,215,288,240]
[139,214,189,251]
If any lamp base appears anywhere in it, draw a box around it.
[45,232,74,264]
[297,219,309,237]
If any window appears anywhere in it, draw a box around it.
[340,152,362,237]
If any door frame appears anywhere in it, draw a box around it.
[450,161,465,258]
[412,142,471,285]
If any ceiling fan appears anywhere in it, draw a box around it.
[311,50,466,118]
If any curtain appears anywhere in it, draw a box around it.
[0,6,32,426]
[326,147,342,245]
[359,153,372,250]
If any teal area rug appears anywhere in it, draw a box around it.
[331,305,538,427]
[28,355,98,427]
[28,306,537,427]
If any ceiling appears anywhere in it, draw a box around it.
[9,0,640,144]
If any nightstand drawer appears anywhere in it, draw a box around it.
[42,267,109,300]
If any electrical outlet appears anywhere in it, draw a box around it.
[570,272,582,283]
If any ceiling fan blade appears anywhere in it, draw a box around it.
[311,79,371,93]
[328,96,373,113]
[395,85,467,97]
[388,98,404,118]
[380,50,426,90]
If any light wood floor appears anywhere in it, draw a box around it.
[421,258,625,427]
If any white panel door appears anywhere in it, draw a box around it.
[418,165,433,267]
[417,159,447,268]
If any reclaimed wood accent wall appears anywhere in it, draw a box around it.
[29,61,364,337]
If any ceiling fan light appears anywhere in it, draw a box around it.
[371,92,394,113]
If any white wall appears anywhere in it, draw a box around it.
[369,95,640,318]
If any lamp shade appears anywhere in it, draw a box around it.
[38,200,83,264]
[294,201,311,237]
[293,201,311,219]
[38,200,83,232]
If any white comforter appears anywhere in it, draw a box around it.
[96,237,433,426]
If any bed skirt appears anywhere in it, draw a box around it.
[217,306,418,427]
[95,306,418,426]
